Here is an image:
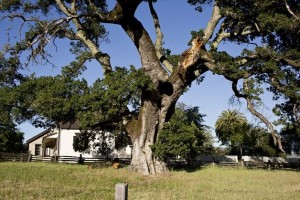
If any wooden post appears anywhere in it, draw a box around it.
[27,152,32,162]
[267,160,271,170]
[115,183,128,200]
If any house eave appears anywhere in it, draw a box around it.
[26,129,51,144]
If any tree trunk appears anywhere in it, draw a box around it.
[240,147,243,159]
[126,95,169,175]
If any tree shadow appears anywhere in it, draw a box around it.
[167,161,212,173]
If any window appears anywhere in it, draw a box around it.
[35,144,41,156]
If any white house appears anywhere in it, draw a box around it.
[26,121,132,159]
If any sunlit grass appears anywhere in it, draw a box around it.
[0,162,299,200]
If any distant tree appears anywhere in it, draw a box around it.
[215,110,278,157]
[152,103,214,165]
[0,84,24,152]
[280,123,300,154]
[215,110,248,144]
[0,124,24,153]
[215,109,249,156]
[232,125,278,157]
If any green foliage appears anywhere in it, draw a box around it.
[1,65,152,130]
[0,125,24,153]
[280,123,300,154]
[215,109,278,156]
[8,75,89,127]
[187,0,213,12]
[78,66,153,128]
[230,125,278,157]
[0,68,24,152]
[189,29,205,45]
[215,109,248,145]
[152,103,214,163]
[162,48,181,68]
[73,129,114,155]
[73,128,131,155]
[0,0,21,11]
[0,54,25,87]
[209,0,300,130]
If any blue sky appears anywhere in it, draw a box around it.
[0,1,278,143]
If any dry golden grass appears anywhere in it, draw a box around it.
[0,162,299,200]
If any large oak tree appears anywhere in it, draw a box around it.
[0,0,299,174]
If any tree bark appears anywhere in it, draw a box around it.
[126,92,170,175]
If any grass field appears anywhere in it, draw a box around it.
[0,162,299,200]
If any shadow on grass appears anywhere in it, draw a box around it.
[167,162,212,173]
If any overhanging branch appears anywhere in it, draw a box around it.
[231,78,285,152]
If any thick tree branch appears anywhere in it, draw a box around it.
[210,21,230,51]
[121,17,168,86]
[245,96,285,152]
[284,0,300,21]
[148,0,174,73]
[90,0,142,24]
[55,0,72,17]
[203,1,222,43]
[55,0,112,74]
[293,104,300,123]
[281,57,300,68]
[211,23,253,51]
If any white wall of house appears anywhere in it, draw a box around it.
[28,128,132,158]
[56,129,83,157]
[56,129,121,158]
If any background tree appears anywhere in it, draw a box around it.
[0,125,24,153]
[0,87,24,153]
[215,110,278,157]
[152,103,214,166]
[215,109,249,157]
[280,123,300,154]
[0,60,24,152]
[232,125,279,157]
[0,1,299,174]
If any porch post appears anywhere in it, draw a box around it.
[57,122,61,157]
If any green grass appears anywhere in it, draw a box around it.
[0,162,300,200]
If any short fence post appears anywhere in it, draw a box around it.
[115,183,128,200]
[78,154,84,164]
[267,160,271,170]
[27,153,32,162]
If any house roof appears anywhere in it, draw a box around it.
[59,121,81,129]
[26,121,81,144]
[26,129,51,144]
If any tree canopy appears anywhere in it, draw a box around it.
[0,0,299,174]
